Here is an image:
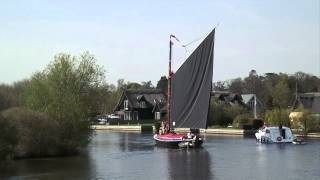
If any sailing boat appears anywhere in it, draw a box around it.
[153,29,215,148]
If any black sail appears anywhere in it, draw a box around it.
[171,29,215,129]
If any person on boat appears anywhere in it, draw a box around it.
[187,129,197,139]
[278,124,282,137]
[262,121,267,129]
[159,121,165,134]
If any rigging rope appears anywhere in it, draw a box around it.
[181,35,207,59]
[177,24,220,59]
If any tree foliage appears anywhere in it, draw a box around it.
[272,75,290,108]
[1,107,60,158]
[228,78,243,94]
[141,81,154,89]
[156,76,168,94]
[291,107,320,134]
[0,80,28,111]
[265,108,290,127]
[0,113,18,160]
[232,113,252,128]
[207,98,249,126]
[24,52,105,153]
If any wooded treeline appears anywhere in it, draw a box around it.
[211,70,320,131]
[213,70,320,110]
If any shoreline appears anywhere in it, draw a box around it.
[92,125,320,138]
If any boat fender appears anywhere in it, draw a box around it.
[277,137,282,141]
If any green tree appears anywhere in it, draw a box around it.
[141,81,154,89]
[265,108,290,127]
[244,70,266,101]
[117,79,127,91]
[24,51,105,153]
[213,81,227,91]
[207,98,248,126]
[89,83,116,115]
[272,75,290,108]
[291,107,320,134]
[0,80,28,111]
[156,76,168,94]
[232,113,252,128]
[228,78,243,94]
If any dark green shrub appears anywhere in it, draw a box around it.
[243,124,253,130]
[56,119,92,155]
[309,114,320,132]
[141,125,153,132]
[0,114,18,160]
[290,108,320,134]
[1,107,60,158]
[232,113,252,129]
[252,119,264,129]
[154,121,161,134]
[265,108,290,127]
[208,99,249,127]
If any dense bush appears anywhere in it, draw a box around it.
[0,82,25,112]
[252,119,264,129]
[232,113,252,128]
[265,108,290,127]
[141,125,153,132]
[154,121,161,134]
[0,114,18,160]
[208,99,249,126]
[290,108,320,134]
[1,107,60,158]
[309,115,320,132]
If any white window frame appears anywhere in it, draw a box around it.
[124,100,129,110]
[155,111,161,120]
[124,111,132,120]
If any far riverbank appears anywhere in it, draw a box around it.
[92,125,320,138]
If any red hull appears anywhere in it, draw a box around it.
[153,133,203,148]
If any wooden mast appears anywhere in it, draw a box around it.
[167,34,179,133]
[167,35,173,133]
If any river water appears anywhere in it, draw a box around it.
[1,131,320,180]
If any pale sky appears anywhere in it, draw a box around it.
[0,0,319,85]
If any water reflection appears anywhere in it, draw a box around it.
[118,132,155,152]
[167,148,212,180]
[0,153,95,180]
[1,132,319,180]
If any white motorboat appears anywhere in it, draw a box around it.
[255,126,296,143]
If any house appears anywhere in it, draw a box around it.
[114,89,167,120]
[289,92,320,129]
[211,91,245,105]
[291,92,320,113]
[241,94,264,118]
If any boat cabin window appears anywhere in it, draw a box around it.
[281,129,286,139]
[266,129,270,133]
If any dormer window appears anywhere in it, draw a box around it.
[140,101,146,108]
[124,100,129,110]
